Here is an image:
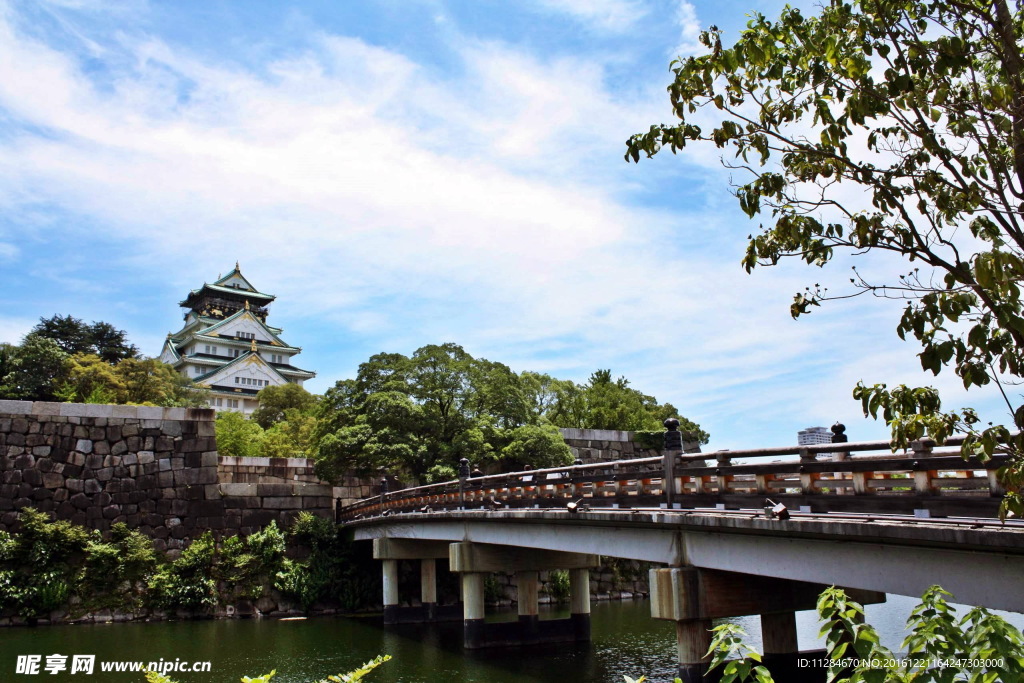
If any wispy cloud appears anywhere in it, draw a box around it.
[530,0,648,31]
[672,1,703,57]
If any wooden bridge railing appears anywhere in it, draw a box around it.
[337,436,1010,521]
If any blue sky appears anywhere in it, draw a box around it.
[0,0,1011,450]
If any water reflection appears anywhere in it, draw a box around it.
[1,598,1021,683]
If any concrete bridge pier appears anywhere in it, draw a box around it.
[374,538,456,624]
[517,570,540,642]
[449,542,600,649]
[650,567,885,682]
[569,568,592,641]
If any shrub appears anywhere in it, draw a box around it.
[147,533,217,613]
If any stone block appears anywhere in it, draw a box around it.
[138,451,155,465]
[89,427,105,440]
[136,406,164,420]
[188,499,223,516]
[93,441,110,456]
[14,454,35,469]
[262,496,301,510]
[173,469,199,487]
[201,451,219,468]
[0,400,32,415]
[197,467,218,485]
[162,405,187,421]
[80,404,114,419]
[219,483,257,497]
[294,484,333,497]
[256,483,295,497]
[111,405,139,419]
[42,473,63,489]
[70,493,90,510]
[160,420,183,437]
[22,469,41,486]
[157,471,175,487]
[241,509,276,527]
[10,418,29,434]
[121,423,139,438]
[30,402,61,416]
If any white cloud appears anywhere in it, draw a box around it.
[530,0,647,31]
[672,1,703,57]
[0,242,17,261]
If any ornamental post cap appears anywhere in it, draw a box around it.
[664,417,680,430]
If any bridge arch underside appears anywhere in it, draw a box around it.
[349,509,1024,614]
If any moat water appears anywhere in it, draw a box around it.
[2,597,1022,683]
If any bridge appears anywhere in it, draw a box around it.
[339,434,1024,682]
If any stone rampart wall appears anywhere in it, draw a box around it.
[218,455,375,506]
[0,401,334,551]
[558,427,700,463]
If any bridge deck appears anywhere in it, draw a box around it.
[348,508,1024,614]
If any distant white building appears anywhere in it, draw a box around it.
[797,426,833,446]
[159,264,315,414]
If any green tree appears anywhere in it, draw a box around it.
[114,357,209,407]
[497,423,573,471]
[30,315,138,363]
[251,383,317,429]
[58,353,125,404]
[262,408,317,459]
[0,336,69,401]
[627,0,1024,514]
[215,411,265,459]
[313,345,707,482]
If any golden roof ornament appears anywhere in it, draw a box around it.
[245,300,250,311]
[251,339,257,353]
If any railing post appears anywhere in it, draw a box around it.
[716,451,733,496]
[988,463,1005,497]
[458,458,470,510]
[663,418,682,507]
[379,476,389,514]
[799,448,817,494]
[912,439,936,495]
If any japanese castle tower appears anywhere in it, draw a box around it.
[159,264,315,414]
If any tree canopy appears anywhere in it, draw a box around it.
[312,343,706,482]
[0,316,204,407]
[627,0,1024,517]
[29,314,138,363]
